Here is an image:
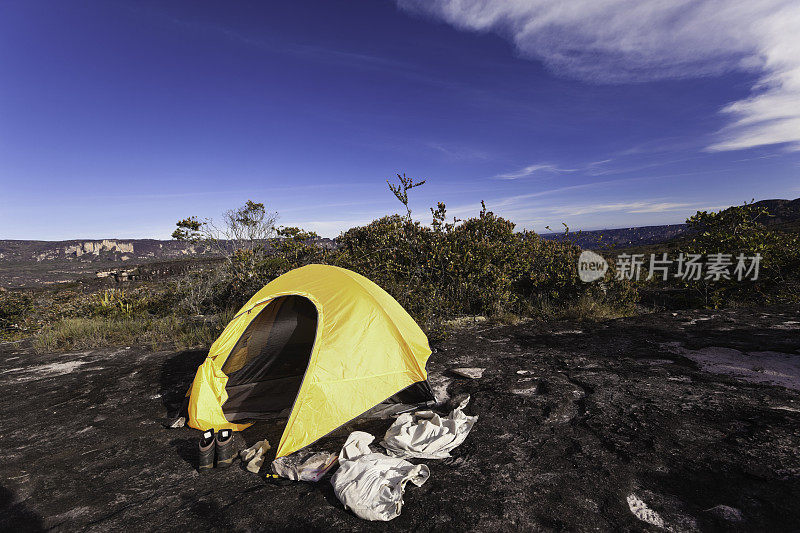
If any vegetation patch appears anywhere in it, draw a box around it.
[33,314,231,353]
[3,177,796,352]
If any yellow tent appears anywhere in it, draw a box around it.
[186,264,434,458]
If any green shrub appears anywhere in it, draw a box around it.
[92,289,134,318]
[677,202,800,307]
[333,201,636,328]
[0,290,34,338]
[175,187,641,330]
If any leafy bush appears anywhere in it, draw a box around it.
[334,199,636,328]
[166,179,640,332]
[0,290,34,338]
[172,266,228,316]
[92,289,134,318]
[676,202,800,306]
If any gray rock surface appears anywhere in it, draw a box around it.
[1,306,799,531]
[449,367,485,379]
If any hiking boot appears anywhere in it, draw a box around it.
[198,429,215,472]
[215,429,235,469]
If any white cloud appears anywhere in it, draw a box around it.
[494,162,578,179]
[398,0,800,151]
[494,158,619,179]
[551,201,693,217]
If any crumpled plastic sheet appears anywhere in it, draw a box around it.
[239,439,271,473]
[271,450,338,482]
[380,395,477,459]
[167,416,186,428]
[330,431,430,521]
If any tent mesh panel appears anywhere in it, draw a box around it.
[222,295,317,421]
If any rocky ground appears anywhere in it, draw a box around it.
[1,306,799,532]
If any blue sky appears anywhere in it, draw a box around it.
[1,0,798,240]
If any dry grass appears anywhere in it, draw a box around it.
[555,295,632,320]
[29,292,631,353]
[443,315,488,327]
[33,311,234,353]
[531,294,634,322]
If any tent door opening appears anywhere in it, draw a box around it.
[221,295,317,422]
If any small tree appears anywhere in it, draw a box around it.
[172,216,204,242]
[220,200,278,251]
[173,200,278,264]
[172,200,279,311]
[275,226,322,268]
[387,173,426,220]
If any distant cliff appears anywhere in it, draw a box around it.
[540,223,691,249]
[0,237,333,287]
[0,239,213,263]
[540,198,800,249]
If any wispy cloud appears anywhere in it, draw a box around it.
[493,157,618,179]
[134,4,416,76]
[616,137,706,157]
[584,155,707,177]
[493,163,579,179]
[427,142,490,160]
[445,175,654,218]
[398,0,800,151]
[732,153,781,163]
[551,201,694,217]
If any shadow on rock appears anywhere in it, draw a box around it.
[169,438,199,470]
[182,493,236,529]
[0,485,45,532]
[650,464,800,531]
[314,479,342,510]
[159,349,206,417]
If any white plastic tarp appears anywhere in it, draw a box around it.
[271,451,338,482]
[330,431,430,521]
[380,395,477,459]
